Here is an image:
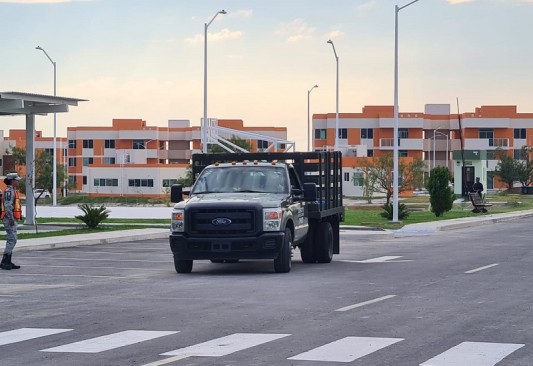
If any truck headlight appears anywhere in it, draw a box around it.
[171,209,185,232]
[263,208,282,232]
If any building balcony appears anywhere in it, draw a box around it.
[379,138,424,150]
[463,138,509,150]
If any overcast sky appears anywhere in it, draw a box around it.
[1,0,532,150]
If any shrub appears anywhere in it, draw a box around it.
[380,203,410,220]
[426,167,454,217]
[75,204,110,228]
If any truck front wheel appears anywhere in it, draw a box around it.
[315,221,333,263]
[274,229,292,273]
[174,256,193,273]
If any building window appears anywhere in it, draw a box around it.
[514,128,526,139]
[82,139,93,149]
[344,172,350,181]
[278,143,286,150]
[315,129,327,139]
[105,139,116,149]
[338,128,348,139]
[128,179,154,187]
[68,140,76,149]
[257,140,269,149]
[361,128,373,139]
[68,176,76,185]
[352,172,364,186]
[399,150,408,157]
[398,128,408,139]
[163,179,179,188]
[43,148,54,156]
[82,157,94,166]
[514,149,527,160]
[479,128,493,139]
[0,158,2,166]
[103,157,116,164]
[133,140,145,149]
[367,149,374,157]
[83,176,87,185]
[68,157,77,167]
[94,178,118,187]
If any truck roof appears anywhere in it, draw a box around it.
[206,161,288,169]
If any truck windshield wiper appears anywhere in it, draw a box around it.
[233,189,262,193]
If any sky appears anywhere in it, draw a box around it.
[1,0,532,151]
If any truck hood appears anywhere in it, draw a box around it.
[173,192,287,209]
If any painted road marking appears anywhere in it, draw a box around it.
[289,336,403,362]
[42,330,178,353]
[420,341,524,366]
[336,295,397,312]
[0,328,72,346]
[465,263,499,274]
[141,354,191,366]
[161,333,290,357]
[340,256,412,263]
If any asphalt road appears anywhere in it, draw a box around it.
[1,218,532,365]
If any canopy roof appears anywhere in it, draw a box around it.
[0,91,86,116]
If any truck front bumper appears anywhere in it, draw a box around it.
[169,232,285,260]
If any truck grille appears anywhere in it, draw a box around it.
[189,208,256,235]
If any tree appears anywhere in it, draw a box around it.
[176,165,194,187]
[5,146,67,194]
[494,149,519,190]
[208,135,252,153]
[426,166,454,217]
[360,153,425,205]
[515,147,533,187]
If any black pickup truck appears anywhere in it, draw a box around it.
[169,151,344,273]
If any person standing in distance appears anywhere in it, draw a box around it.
[472,177,484,198]
[1,173,22,270]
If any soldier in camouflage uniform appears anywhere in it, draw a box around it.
[1,173,22,270]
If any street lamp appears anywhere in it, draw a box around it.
[203,9,227,153]
[392,0,419,223]
[327,40,339,151]
[36,45,58,206]
[307,84,318,152]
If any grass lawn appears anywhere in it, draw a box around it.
[344,193,533,229]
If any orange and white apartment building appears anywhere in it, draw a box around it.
[313,104,533,197]
[3,104,533,199]
[1,118,289,198]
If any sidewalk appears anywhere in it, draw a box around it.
[12,209,533,253]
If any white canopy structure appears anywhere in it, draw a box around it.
[0,92,86,225]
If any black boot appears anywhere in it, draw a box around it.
[7,254,20,270]
[0,254,12,270]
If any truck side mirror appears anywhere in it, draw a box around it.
[170,184,184,203]
[303,183,317,201]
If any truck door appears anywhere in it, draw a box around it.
[288,167,308,242]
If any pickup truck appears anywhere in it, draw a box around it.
[169,152,344,273]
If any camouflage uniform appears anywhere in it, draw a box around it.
[2,185,18,255]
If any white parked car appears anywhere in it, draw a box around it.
[34,189,51,199]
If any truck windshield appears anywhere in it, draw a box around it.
[191,166,289,194]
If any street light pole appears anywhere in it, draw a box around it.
[393,0,419,223]
[307,84,318,152]
[203,9,227,153]
[327,40,339,151]
[36,45,57,206]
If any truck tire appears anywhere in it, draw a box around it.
[174,257,193,273]
[300,224,317,263]
[274,229,292,273]
[315,221,333,263]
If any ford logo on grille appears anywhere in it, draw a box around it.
[212,217,232,226]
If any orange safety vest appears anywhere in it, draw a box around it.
[1,188,22,220]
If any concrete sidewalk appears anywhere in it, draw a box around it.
[11,209,533,253]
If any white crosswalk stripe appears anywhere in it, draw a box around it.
[41,330,178,353]
[0,328,72,346]
[420,341,525,366]
[288,336,404,363]
[161,333,290,357]
[1,327,527,364]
